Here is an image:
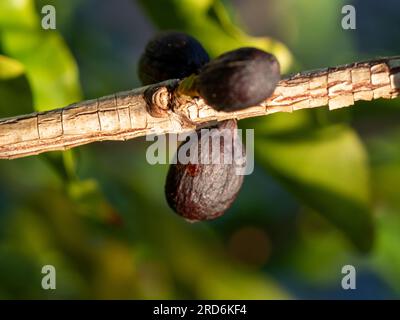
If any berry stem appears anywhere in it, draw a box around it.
[176,74,199,97]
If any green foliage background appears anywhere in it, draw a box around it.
[0,0,399,299]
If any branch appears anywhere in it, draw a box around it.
[0,56,399,160]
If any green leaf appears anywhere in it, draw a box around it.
[373,212,400,294]
[0,0,37,30]
[278,0,355,67]
[138,0,293,72]
[0,55,25,79]
[256,123,374,252]
[0,0,81,111]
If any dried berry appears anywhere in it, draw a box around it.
[138,31,210,85]
[195,47,280,111]
[165,120,245,222]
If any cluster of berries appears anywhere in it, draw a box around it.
[138,31,280,221]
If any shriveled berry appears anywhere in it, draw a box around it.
[138,31,210,85]
[165,120,245,222]
[195,47,280,111]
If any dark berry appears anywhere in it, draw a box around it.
[165,120,245,222]
[195,47,280,111]
[138,31,210,85]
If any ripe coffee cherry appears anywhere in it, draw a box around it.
[165,120,245,222]
[138,31,210,85]
[195,47,280,111]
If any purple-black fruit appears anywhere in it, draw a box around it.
[138,31,210,85]
[195,47,280,111]
[165,120,245,222]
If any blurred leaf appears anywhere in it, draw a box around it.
[0,245,43,298]
[0,0,81,110]
[1,31,81,110]
[256,123,374,252]
[138,0,293,72]
[0,55,25,79]
[367,128,400,211]
[0,0,37,30]
[278,0,354,68]
[282,210,354,284]
[0,74,33,117]
[365,127,400,293]
[372,211,400,294]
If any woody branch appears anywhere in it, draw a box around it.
[0,56,399,160]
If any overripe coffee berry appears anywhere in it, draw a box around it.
[138,31,210,85]
[195,47,280,111]
[165,120,245,221]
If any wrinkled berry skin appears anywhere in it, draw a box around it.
[138,31,210,85]
[165,120,244,222]
[195,47,280,111]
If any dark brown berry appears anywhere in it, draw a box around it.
[195,47,280,111]
[165,120,245,222]
[138,31,210,85]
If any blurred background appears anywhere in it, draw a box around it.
[0,0,399,299]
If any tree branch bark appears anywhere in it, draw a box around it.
[0,56,399,160]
